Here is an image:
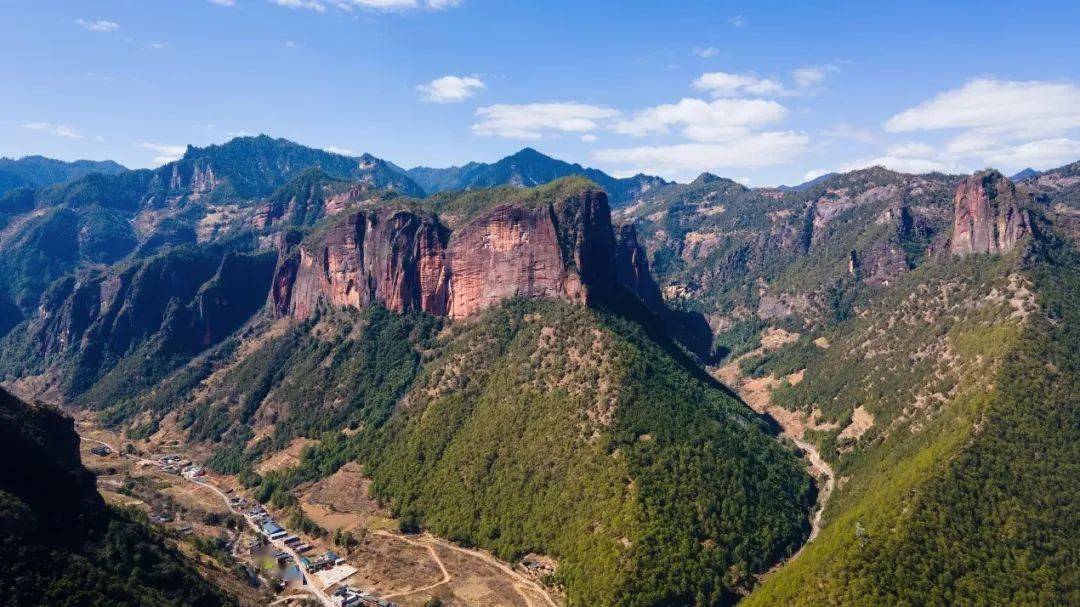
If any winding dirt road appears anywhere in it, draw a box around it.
[788,434,834,545]
[375,533,451,600]
[374,530,559,607]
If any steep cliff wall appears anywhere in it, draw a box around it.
[445,204,581,318]
[274,188,620,320]
[277,208,450,318]
[614,223,664,310]
[0,248,275,397]
[951,170,1032,256]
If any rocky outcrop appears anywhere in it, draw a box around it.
[275,189,619,321]
[614,224,663,310]
[446,204,580,318]
[951,170,1032,256]
[254,169,388,230]
[279,209,450,318]
[3,248,274,396]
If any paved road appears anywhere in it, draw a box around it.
[189,476,336,607]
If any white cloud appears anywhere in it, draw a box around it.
[580,134,597,143]
[208,0,236,5]
[473,103,620,139]
[225,130,253,138]
[272,0,327,11]
[803,168,831,182]
[613,97,787,141]
[729,15,746,27]
[417,75,485,103]
[140,143,186,165]
[271,0,460,11]
[75,19,119,33]
[982,138,1080,169]
[834,140,963,176]
[823,124,876,144]
[884,78,1080,171]
[23,122,83,139]
[693,72,784,97]
[693,46,720,59]
[284,41,304,48]
[148,42,167,49]
[593,132,809,179]
[324,145,358,156]
[793,65,827,88]
[885,79,1080,135]
[838,155,958,175]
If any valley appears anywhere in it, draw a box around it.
[75,418,563,607]
[0,136,1075,607]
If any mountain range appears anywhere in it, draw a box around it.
[0,135,1076,606]
[0,155,126,198]
[403,146,670,206]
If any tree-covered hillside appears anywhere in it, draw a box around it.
[743,241,1079,607]
[96,297,812,606]
[0,387,236,606]
[0,155,126,198]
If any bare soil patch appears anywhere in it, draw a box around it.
[256,437,317,474]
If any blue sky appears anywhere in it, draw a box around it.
[4,0,1079,185]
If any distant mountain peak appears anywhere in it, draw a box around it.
[1009,167,1041,182]
[405,148,667,206]
[691,172,723,186]
[513,146,545,157]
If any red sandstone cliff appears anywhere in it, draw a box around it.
[951,170,1032,256]
[275,208,450,318]
[272,188,619,320]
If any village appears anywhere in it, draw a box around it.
[77,422,560,607]
[86,441,401,607]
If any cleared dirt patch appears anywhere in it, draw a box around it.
[256,437,317,474]
[838,405,875,442]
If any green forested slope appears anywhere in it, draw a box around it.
[135,297,811,606]
[364,300,812,606]
[743,244,1079,606]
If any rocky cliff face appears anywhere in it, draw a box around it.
[446,204,580,318]
[2,248,275,396]
[274,188,620,321]
[276,208,450,318]
[614,223,664,310]
[951,170,1032,256]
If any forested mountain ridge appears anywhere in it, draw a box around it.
[0,173,815,605]
[618,163,1078,605]
[405,147,669,206]
[0,155,126,198]
[0,136,421,328]
[741,225,1079,606]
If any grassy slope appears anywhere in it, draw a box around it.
[743,244,1079,606]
